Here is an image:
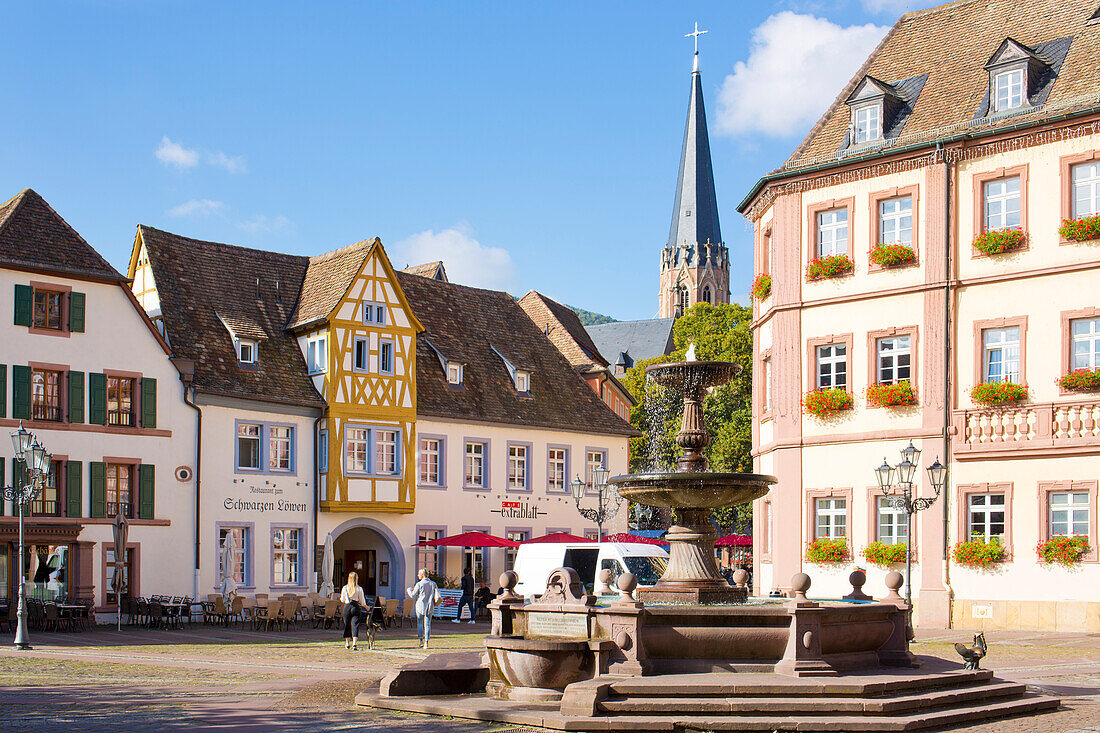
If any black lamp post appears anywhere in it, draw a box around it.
[570,464,620,540]
[874,441,947,639]
[2,424,51,649]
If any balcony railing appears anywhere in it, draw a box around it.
[108,409,134,427]
[953,398,1100,457]
[31,404,62,421]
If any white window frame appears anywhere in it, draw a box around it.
[465,441,486,488]
[345,427,371,474]
[983,177,1022,231]
[877,497,908,544]
[968,493,1006,541]
[237,423,262,471]
[268,426,294,472]
[1049,491,1090,538]
[853,103,881,143]
[418,529,442,574]
[505,530,529,570]
[878,196,913,246]
[508,444,528,490]
[376,429,399,475]
[993,68,1024,112]
[585,449,607,493]
[1072,161,1100,218]
[237,339,258,364]
[877,336,911,384]
[515,370,531,393]
[547,447,567,492]
[420,437,441,486]
[353,336,369,373]
[982,326,1021,383]
[306,335,327,375]
[379,339,395,376]
[1072,318,1100,370]
[272,528,300,586]
[816,209,848,258]
[218,526,249,585]
[447,362,464,385]
[815,498,847,539]
[816,344,847,390]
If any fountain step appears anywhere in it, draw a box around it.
[598,680,1027,715]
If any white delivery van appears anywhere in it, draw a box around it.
[512,542,669,597]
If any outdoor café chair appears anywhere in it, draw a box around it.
[313,599,340,629]
[283,598,301,630]
[257,599,282,631]
[239,597,256,627]
[383,599,399,627]
[401,599,414,626]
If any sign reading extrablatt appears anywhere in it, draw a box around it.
[492,500,544,519]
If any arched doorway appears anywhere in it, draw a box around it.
[329,518,405,600]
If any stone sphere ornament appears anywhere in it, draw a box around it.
[499,570,520,601]
[790,572,811,601]
[843,568,873,602]
[732,568,748,589]
[617,572,638,600]
[884,571,904,603]
[597,568,614,594]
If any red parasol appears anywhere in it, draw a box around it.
[524,532,596,544]
[602,532,667,545]
[415,531,520,548]
[715,534,753,547]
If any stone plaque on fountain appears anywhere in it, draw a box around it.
[526,612,589,639]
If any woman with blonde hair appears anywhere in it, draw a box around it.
[340,571,367,650]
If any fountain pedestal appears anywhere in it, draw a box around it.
[639,509,746,604]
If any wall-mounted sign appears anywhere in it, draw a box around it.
[491,500,545,520]
[223,497,309,514]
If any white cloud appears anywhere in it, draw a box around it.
[208,151,247,174]
[239,214,290,233]
[715,12,888,138]
[155,136,199,169]
[392,225,515,291]
[166,199,225,217]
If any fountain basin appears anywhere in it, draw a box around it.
[610,471,775,509]
[484,636,611,701]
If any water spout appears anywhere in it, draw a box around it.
[685,343,697,361]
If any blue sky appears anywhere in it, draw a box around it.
[1,1,931,320]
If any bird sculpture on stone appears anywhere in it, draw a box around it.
[954,632,987,670]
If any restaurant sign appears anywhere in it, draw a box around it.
[223,485,308,514]
[491,500,545,520]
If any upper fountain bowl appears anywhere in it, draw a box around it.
[647,361,741,391]
[609,471,776,509]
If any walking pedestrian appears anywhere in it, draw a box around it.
[340,571,367,651]
[406,568,441,648]
[455,567,476,624]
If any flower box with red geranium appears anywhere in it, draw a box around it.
[803,388,854,418]
[805,537,850,564]
[869,243,916,268]
[951,537,1006,568]
[751,273,772,300]
[1059,215,1100,242]
[862,541,908,567]
[806,254,854,280]
[1057,368,1100,392]
[970,381,1028,407]
[867,380,917,408]
[1036,536,1090,566]
[973,228,1026,256]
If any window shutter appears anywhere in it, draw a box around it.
[68,371,85,424]
[66,461,82,518]
[0,364,6,418]
[12,365,31,420]
[139,464,155,520]
[68,292,86,333]
[88,373,107,425]
[141,377,157,428]
[90,462,106,518]
[14,285,31,327]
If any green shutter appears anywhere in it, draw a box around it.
[90,462,106,518]
[68,371,84,424]
[66,461,82,518]
[139,464,155,520]
[140,377,157,429]
[0,364,6,418]
[12,365,31,420]
[68,292,85,333]
[88,373,107,425]
[14,285,31,327]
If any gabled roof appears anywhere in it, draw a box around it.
[667,67,722,249]
[846,75,900,103]
[136,226,324,408]
[396,273,639,437]
[287,239,377,331]
[0,189,123,282]
[517,291,608,372]
[587,318,676,369]
[985,37,1041,68]
[773,0,1100,173]
[402,260,449,282]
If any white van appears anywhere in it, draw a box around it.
[512,542,669,597]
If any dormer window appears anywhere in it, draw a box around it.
[363,301,386,326]
[515,370,531,393]
[238,339,258,364]
[994,68,1024,111]
[447,362,464,385]
[853,104,881,143]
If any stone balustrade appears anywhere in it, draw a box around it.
[952,397,1100,458]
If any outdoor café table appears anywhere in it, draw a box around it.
[57,604,85,631]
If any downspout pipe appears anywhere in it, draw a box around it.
[313,415,322,592]
[939,142,954,625]
[171,357,200,600]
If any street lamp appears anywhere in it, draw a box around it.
[571,464,621,540]
[2,424,51,649]
[873,441,947,639]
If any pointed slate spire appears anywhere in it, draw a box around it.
[667,51,722,249]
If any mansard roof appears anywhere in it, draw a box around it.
[0,189,123,282]
[136,225,324,408]
[397,273,639,437]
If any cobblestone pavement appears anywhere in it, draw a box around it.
[0,622,1096,732]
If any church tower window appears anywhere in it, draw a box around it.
[702,286,711,304]
[677,284,689,316]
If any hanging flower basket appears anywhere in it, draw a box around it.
[805,537,850,564]
[973,228,1026,256]
[970,381,1028,407]
[1056,368,1100,392]
[806,254,854,280]
[869,244,916,268]
[862,541,908,567]
[951,537,1006,568]
[751,273,772,300]
[1059,215,1100,242]
[802,388,854,418]
[1036,536,1090,566]
[867,380,917,407]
